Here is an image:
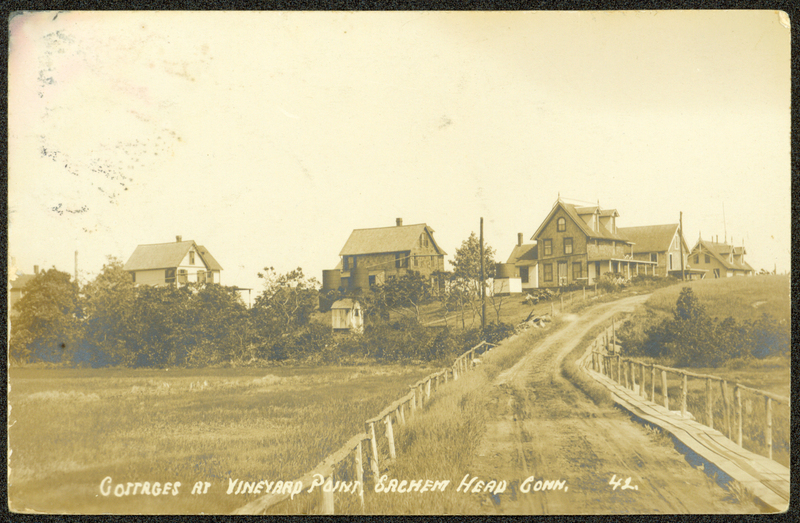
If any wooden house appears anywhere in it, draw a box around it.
[503,233,538,291]
[335,218,446,290]
[124,236,223,286]
[616,223,702,279]
[9,266,38,318]
[331,299,364,333]
[531,199,657,288]
[689,236,754,278]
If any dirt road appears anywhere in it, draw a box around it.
[466,295,759,514]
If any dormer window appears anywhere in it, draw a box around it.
[557,217,566,232]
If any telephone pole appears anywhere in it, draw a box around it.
[480,217,486,331]
[679,212,685,281]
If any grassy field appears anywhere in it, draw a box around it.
[641,274,790,323]
[8,365,435,514]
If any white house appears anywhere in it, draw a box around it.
[124,236,223,286]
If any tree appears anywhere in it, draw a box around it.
[377,271,434,322]
[10,268,82,364]
[450,232,497,327]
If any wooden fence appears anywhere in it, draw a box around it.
[587,322,789,464]
[233,340,496,515]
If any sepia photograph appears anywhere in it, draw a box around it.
[7,10,790,514]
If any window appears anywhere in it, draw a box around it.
[557,217,566,232]
[197,270,206,283]
[413,256,419,267]
[207,271,214,283]
[165,268,176,284]
[543,263,553,282]
[669,254,673,270]
[543,239,552,256]
[130,272,136,283]
[705,255,710,264]
[343,257,349,271]
[573,262,582,280]
[369,275,376,286]
[178,269,188,284]
[650,253,658,263]
[189,251,195,265]
[713,268,720,278]
[424,235,429,247]
[564,238,573,255]
[395,253,408,268]
[694,255,699,264]
[520,266,529,283]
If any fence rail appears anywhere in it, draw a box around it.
[233,340,496,514]
[587,320,789,463]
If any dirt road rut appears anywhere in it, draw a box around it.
[467,295,758,514]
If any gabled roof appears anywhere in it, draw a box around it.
[506,243,538,266]
[124,241,223,271]
[10,273,36,290]
[532,200,630,243]
[691,239,753,272]
[331,298,360,309]
[339,223,446,256]
[617,224,681,254]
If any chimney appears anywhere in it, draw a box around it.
[518,233,523,246]
[176,235,182,242]
[396,218,403,227]
[34,265,39,275]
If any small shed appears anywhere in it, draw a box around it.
[331,299,364,334]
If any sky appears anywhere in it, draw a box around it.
[8,11,791,297]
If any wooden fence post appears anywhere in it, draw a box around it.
[320,475,334,514]
[640,363,646,398]
[616,355,621,384]
[410,391,416,414]
[453,364,458,381]
[705,378,713,429]
[722,380,731,439]
[384,415,396,459]
[650,365,656,402]
[426,379,431,401]
[629,361,635,391]
[399,403,406,425]
[735,386,742,446]
[680,373,687,418]
[661,369,668,409]
[417,384,424,408]
[765,397,773,460]
[368,422,380,478]
[354,441,365,510]
[444,369,449,383]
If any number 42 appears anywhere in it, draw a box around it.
[609,474,638,491]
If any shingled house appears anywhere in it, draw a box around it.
[532,199,657,288]
[124,236,223,286]
[335,218,446,289]
[505,233,538,290]
[617,223,699,278]
[689,236,754,278]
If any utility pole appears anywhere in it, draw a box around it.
[480,217,486,331]
[679,212,685,281]
[74,250,78,283]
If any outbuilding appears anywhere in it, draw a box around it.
[331,299,364,334]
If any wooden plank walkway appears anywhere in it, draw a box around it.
[583,366,789,512]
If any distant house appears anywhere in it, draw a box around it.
[124,236,223,286]
[9,266,39,317]
[334,218,446,290]
[331,299,364,333]
[532,199,657,288]
[689,236,754,278]
[617,223,702,279]
[503,233,538,291]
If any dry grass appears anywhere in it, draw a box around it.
[8,365,434,514]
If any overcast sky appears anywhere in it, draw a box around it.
[9,11,791,295]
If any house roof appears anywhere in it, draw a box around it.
[532,200,630,243]
[691,239,753,272]
[124,241,223,271]
[506,243,538,266]
[617,224,680,254]
[10,273,36,290]
[331,298,360,309]
[339,223,446,256]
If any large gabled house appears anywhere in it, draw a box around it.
[333,218,446,290]
[617,223,701,279]
[689,236,754,278]
[124,236,223,286]
[532,199,658,288]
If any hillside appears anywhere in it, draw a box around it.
[642,274,789,323]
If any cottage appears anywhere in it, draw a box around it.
[689,236,754,278]
[616,223,702,279]
[504,233,538,290]
[124,236,223,286]
[9,266,38,317]
[333,218,446,290]
[331,299,364,333]
[532,199,657,288]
